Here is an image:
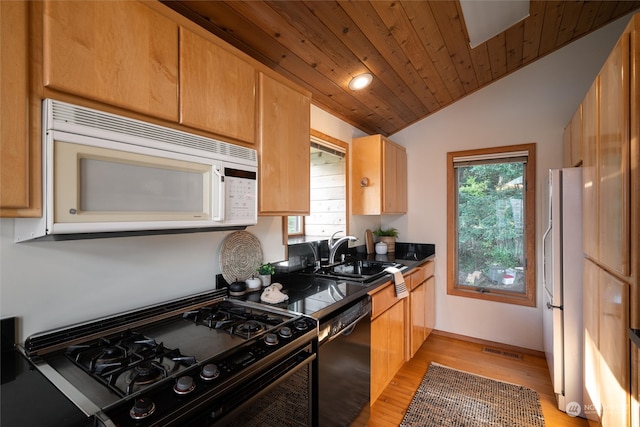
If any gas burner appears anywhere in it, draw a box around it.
[235,320,264,338]
[129,361,166,384]
[125,361,168,395]
[65,331,195,398]
[95,346,127,365]
[183,307,236,329]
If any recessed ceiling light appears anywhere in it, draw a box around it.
[349,73,373,90]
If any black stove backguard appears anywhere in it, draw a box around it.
[22,289,318,427]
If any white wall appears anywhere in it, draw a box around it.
[0,217,282,340]
[389,14,633,351]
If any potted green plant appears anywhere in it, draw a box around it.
[257,263,275,287]
[372,227,399,253]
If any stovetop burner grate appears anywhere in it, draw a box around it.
[182,301,287,339]
[65,331,196,397]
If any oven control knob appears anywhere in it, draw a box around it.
[264,332,279,346]
[174,375,196,395]
[200,363,220,381]
[130,397,156,420]
[278,326,293,338]
[294,319,309,331]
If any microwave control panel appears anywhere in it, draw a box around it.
[224,168,257,222]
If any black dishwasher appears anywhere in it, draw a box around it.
[317,296,371,426]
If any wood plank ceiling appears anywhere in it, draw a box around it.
[163,1,640,137]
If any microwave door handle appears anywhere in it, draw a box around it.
[213,167,224,222]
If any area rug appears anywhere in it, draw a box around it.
[400,363,545,427]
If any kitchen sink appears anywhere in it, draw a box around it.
[312,260,404,283]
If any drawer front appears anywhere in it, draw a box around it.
[423,260,435,279]
[370,282,399,319]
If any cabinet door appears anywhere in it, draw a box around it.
[562,123,572,168]
[352,136,382,215]
[180,28,256,144]
[570,106,583,166]
[43,1,179,121]
[382,140,407,214]
[258,73,310,215]
[409,281,427,358]
[632,341,640,427]
[582,79,599,260]
[425,275,436,338]
[0,0,40,216]
[370,311,390,403]
[599,34,631,277]
[387,300,406,376]
[583,259,601,422]
[598,268,629,427]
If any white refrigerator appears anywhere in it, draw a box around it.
[542,167,584,417]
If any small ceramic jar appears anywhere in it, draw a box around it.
[375,242,388,255]
[245,277,262,292]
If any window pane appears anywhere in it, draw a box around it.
[288,216,303,234]
[456,161,526,293]
[307,144,346,237]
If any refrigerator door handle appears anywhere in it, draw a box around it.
[546,301,562,310]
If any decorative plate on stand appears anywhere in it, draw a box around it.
[220,231,264,284]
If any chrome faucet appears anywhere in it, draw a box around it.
[328,231,358,264]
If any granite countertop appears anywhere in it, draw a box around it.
[255,242,436,322]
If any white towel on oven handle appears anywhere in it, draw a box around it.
[384,266,408,299]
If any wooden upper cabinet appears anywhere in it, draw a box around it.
[598,34,630,277]
[563,105,583,168]
[562,123,572,168]
[179,28,256,144]
[0,0,40,217]
[352,135,407,215]
[258,72,310,215]
[570,106,583,166]
[42,1,179,121]
[582,79,599,261]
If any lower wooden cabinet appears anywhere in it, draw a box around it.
[598,268,629,427]
[408,260,435,359]
[370,295,405,403]
[632,339,640,427]
[370,259,436,403]
[409,279,427,358]
[583,258,630,426]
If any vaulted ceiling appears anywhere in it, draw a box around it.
[163,1,640,136]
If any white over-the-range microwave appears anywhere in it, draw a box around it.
[15,99,258,242]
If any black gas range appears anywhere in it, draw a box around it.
[21,289,318,427]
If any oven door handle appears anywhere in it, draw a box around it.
[324,311,369,345]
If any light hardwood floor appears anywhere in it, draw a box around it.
[354,332,588,427]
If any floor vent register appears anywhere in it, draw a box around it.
[482,346,523,360]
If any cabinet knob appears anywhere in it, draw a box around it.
[360,177,370,187]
